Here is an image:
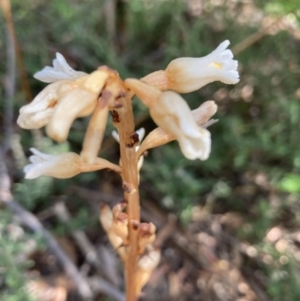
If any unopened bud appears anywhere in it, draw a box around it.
[135,248,161,295]
[99,204,127,261]
[138,222,156,254]
[112,201,128,242]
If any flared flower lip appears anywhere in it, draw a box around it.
[24,148,57,179]
[163,40,240,93]
[34,52,87,83]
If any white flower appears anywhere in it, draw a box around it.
[17,53,109,142]
[34,52,87,83]
[137,100,217,157]
[150,91,211,160]
[24,148,121,179]
[142,40,239,93]
[124,79,211,160]
[24,148,82,179]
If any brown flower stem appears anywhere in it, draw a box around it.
[113,89,140,301]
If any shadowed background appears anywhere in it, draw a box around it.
[1,0,300,300]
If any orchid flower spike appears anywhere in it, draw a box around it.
[24,148,121,179]
[124,79,211,160]
[142,40,239,93]
[17,53,109,142]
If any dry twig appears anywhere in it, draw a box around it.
[53,201,121,286]
[0,150,93,300]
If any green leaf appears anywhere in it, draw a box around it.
[278,174,300,193]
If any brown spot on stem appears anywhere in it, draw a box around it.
[126,132,139,148]
[100,90,112,107]
[122,181,133,193]
[120,199,128,206]
[116,212,128,222]
[112,91,126,108]
[132,220,139,230]
[111,110,120,123]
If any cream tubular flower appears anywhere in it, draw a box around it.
[125,79,211,160]
[137,100,217,157]
[142,40,239,93]
[17,53,109,142]
[151,91,211,160]
[17,80,74,129]
[24,148,121,179]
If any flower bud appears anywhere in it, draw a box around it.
[112,201,129,243]
[135,247,161,295]
[138,222,156,254]
[100,206,126,260]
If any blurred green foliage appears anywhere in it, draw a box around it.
[1,0,300,300]
[0,212,35,301]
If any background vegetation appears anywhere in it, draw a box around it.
[1,0,300,300]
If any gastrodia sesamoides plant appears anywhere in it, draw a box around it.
[17,41,239,299]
